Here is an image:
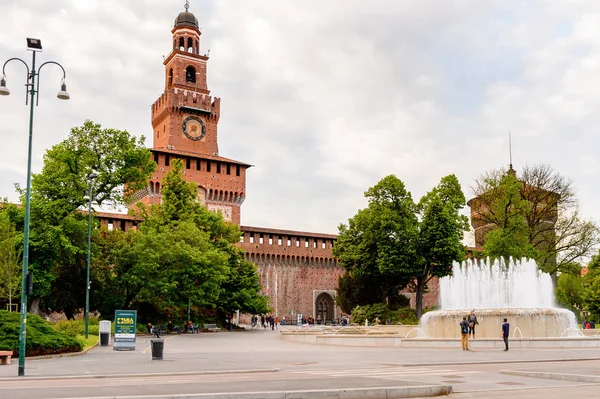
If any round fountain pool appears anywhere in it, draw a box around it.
[422,258,579,338]
[421,308,578,338]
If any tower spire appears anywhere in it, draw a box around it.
[185,0,190,12]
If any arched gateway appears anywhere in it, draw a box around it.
[314,291,335,323]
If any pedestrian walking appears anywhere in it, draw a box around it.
[502,318,510,351]
[460,316,470,350]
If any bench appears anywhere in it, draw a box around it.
[146,325,163,338]
[204,323,221,332]
[0,351,13,365]
[184,324,199,334]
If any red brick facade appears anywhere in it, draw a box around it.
[239,226,340,322]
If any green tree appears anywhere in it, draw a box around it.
[29,120,155,208]
[555,268,584,317]
[15,120,154,317]
[335,273,394,314]
[413,174,469,318]
[582,252,600,320]
[334,174,469,319]
[334,175,417,308]
[99,159,267,321]
[473,165,599,276]
[0,210,21,310]
[217,247,270,317]
[479,173,538,262]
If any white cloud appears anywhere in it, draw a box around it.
[0,0,599,238]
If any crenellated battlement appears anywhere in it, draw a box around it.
[152,89,220,118]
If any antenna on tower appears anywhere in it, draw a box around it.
[509,131,513,169]
[507,131,516,176]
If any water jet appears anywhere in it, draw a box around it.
[421,258,578,338]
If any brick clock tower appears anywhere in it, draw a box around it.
[133,3,250,224]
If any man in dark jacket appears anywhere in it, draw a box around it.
[460,316,470,350]
[502,318,510,351]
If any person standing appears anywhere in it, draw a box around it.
[460,316,470,350]
[468,310,479,339]
[502,318,510,351]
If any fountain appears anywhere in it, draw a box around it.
[279,257,595,348]
[421,258,578,338]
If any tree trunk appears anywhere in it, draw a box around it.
[65,308,75,320]
[551,272,558,290]
[29,296,41,315]
[415,277,425,320]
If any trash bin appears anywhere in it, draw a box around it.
[100,332,110,347]
[99,320,111,346]
[150,339,164,360]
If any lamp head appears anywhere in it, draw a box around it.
[0,77,9,96]
[57,82,70,100]
[83,195,90,201]
[26,38,42,52]
[87,172,98,180]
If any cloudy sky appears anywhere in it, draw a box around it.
[0,0,599,240]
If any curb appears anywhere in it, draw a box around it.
[0,368,280,382]
[53,384,452,399]
[19,341,100,362]
[500,369,600,383]
[401,356,600,367]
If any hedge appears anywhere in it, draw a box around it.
[0,310,83,357]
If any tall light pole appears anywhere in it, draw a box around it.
[1,38,70,376]
[83,172,97,339]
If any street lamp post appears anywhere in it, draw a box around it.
[83,172,97,339]
[1,38,70,377]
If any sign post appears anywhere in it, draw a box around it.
[114,310,137,351]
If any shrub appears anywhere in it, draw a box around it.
[351,303,418,325]
[0,310,83,357]
[53,318,100,337]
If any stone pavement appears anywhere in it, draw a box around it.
[1,329,600,398]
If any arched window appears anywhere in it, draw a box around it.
[186,66,196,83]
[178,37,185,50]
[168,68,173,87]
[187,38,194,52]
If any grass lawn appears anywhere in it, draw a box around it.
[77,334,99,351]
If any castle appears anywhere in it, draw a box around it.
[97,4,441,322]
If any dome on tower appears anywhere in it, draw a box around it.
[174,3,199,29]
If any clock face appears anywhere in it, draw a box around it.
[182,116,206,141]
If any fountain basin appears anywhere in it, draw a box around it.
[421,308,578,338]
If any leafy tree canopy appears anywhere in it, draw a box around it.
[98,159,269,320]
[335,174,469,319]
[473,164,600,275]
[8,120,155,317]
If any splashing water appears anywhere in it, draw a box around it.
[421,258,578,338]
[440,258,554,309]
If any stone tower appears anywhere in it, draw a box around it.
[131,3,251,224]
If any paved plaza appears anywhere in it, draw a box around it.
[1,328,600,398]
